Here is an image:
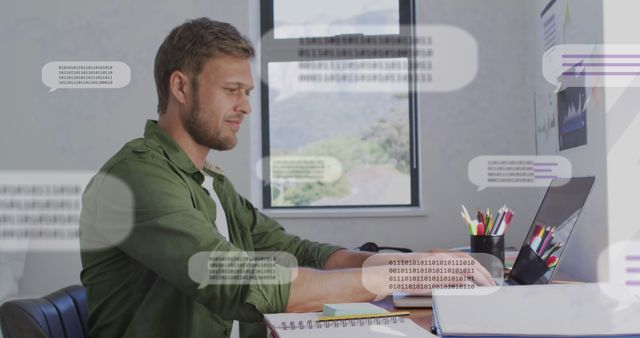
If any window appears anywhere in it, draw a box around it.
[260,0,419,208]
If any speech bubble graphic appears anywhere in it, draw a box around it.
[468,155,572,191]
[361,253,503,298]
[543,44,640,89]
[188,251,298,289]
[256,156,343,184]
[42,61,131,92]
[0,171,93,251]
[598,241,640,302]
[78,171,136,252]
[261,24,477,101]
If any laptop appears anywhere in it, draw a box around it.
[393,176,596,307]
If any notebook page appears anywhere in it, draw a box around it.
[264,312,433,338]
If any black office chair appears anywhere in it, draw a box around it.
[0,285,88,338]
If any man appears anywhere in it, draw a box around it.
[80,18,493,338]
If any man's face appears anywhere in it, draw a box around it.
[185,55,253,151]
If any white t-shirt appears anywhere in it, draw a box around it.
[201,172,230,242]
[201,171,238,337]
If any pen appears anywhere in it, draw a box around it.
[501,211,513,235]
[492,208,505,235]
[461,212,474,235]
[477,222,485,236]
[497,207,510,235]
[542,242,563,260]
[486,210,495,235]
[530,234,542,253]
[497,209,510,235]
[462,204,513,236]
[535,227,549,255]
[477,210,485,226]
[538,228,554,256]
[530,224,541,245]
[318,311,411,321]
[485,209,491,230]
[532,225,545,246]
[462,205,472,225]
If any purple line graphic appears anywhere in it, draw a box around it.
[562,63,640,67]
[563,72,640,76]
[533,162,558,166]
[562,54,640,58]
[625,254,640,287]
[535,176,558,179]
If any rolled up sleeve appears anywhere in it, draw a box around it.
[217,178,345,270]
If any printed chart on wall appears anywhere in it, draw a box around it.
[535,0,566,154]
[534,90,558,155]
[535,0,587,154]
[557,63,588,151]
[539,0,566,53]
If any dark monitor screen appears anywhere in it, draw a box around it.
[514,176,595,284]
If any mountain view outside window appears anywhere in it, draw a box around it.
[263,0,417,207]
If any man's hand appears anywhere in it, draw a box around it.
[285,251,497,312]
[361,252,496,297]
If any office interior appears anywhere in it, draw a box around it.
[0,0,638,328]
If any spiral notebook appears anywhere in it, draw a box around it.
[263,311,432,338]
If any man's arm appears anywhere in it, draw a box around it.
[286,251,497,312]
[286,267,377,312]
[223,181,345,269]
[323,249,375,269]
[284,250,380,312]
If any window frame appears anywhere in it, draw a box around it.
[259,0,420,209]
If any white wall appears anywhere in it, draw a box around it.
[529,0,608,282]
[601,0,640,281]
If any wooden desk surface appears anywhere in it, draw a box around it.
[373,297,433,331]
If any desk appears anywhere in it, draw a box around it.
[374,297,432,331]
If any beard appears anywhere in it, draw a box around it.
[185,89,237,151]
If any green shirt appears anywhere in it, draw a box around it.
[80,120,343,338]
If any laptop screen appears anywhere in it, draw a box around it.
[513,176,595,284]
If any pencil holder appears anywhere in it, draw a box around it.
[470,235,505,264]
[509,245,550,285]
[470,235,505,277]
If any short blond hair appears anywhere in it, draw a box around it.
[154,18,254,114]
